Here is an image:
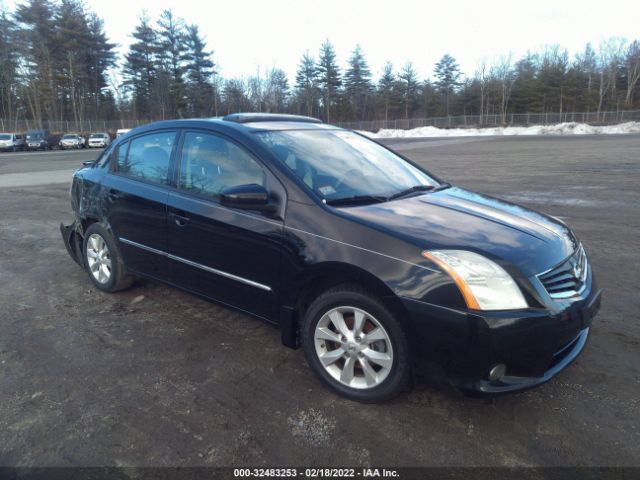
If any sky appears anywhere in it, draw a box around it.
[8,0,640,81]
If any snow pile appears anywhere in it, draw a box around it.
[365,121,640,138]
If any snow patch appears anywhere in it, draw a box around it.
[364,121,640,138]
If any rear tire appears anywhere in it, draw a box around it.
[82,223,135,293]
[301,284,411,402]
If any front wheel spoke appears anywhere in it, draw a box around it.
[360,357,378,386]
[102,257,112,268]
[89,236,99,250]
[363,328,387,343]
[90,261,100,272]
[328,311,351,338]
[319,348,345,366]
[99,265,110,282]
[87,249,98,259]
[363,348,392,369]
[316,327,341,343]
[340,356,356,384]
[353,310,365,336]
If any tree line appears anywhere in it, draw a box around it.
[1,0,640,129]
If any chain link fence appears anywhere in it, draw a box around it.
[335,110,640,132]
[2,110,640,134]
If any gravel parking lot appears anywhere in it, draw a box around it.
[0,135,639,467]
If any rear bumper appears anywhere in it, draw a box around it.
[401,286,602,396]
[60,222,84,266]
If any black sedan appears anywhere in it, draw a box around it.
[61,113,601,402]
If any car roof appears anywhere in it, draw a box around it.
[119,114,343,136]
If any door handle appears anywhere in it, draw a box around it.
[171,212,190,226]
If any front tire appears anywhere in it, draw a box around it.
[301,285,411,402]
[82,223,134,292]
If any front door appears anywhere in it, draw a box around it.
[166,130,284,320]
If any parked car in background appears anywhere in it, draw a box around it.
[25,130,50,151]
[59,133,86,150]
[0,133,26,152]
[60,113,601,402]
[88,132,111,148]
[116,128,131,138]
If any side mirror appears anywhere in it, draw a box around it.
[220,184,276,212]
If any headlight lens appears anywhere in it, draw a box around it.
[422,250,527,310]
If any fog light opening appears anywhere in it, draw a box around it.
[489,363,507,382]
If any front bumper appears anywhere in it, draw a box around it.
[401,286,602,396]
[88,141,106,147]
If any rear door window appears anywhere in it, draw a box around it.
[116,131,177,185]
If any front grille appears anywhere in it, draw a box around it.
[538,244,588,299]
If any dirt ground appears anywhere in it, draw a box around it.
[0,135,638,467]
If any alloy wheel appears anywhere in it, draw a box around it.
[86,233,112,284]
[314,306,394,389]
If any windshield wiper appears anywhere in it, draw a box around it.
[325,195,388,207]
[388,184,435,201]
[388,183,451,201]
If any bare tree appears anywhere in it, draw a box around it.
[475,60,488,125]
[597,39,625,118]
[624,40,640,107]
[492,54,514,124]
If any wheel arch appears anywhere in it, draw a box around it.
[280,262,413,348]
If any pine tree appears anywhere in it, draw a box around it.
[434,54,462,115]
[14,0,59,123]
[344,45,372,120]
[575,43,599,112]
[86,14,116,119]
[54,0,94,126]
[398,62,419,119]
[294,51,319,117]
[156,10,188,117]
[122,14,159,118]
[511,53,540,113]
[264,68,289,112]
[0,7,17,121]
[377,62,397,121]
[184,24,215,116]
[317,40,341,122]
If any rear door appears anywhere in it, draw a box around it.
[103,129,178,279]
[165,130,284,320]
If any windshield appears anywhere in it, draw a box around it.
[90,133,105,138]
[63,134,77,139]
[255,129,438,203]
[27,133,43,139]
[0,134,11,140]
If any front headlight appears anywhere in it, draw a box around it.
[422,250,527,310]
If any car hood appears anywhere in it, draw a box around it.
[338,186,578,276]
